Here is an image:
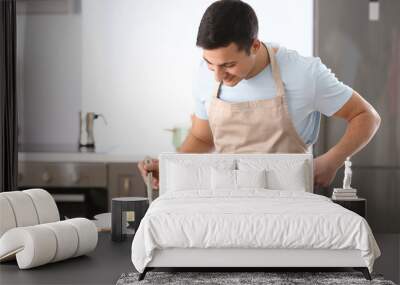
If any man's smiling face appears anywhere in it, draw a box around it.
[203,41,258,87]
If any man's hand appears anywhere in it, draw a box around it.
[138,159,159,189]
[314,91,380,187]
[313,153,341,187]
[138,115,213,190]
[178,115,214,153]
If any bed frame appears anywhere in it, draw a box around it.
[138,153,372,281]
[140,248,371,280]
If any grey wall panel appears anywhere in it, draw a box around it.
[354,168,399,233]
[315,0,400,233]
[315,0,400,168]
[17,0,82,147]
[329,166,399,233]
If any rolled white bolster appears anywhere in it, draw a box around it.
[42,221,79,262]
[65,218,98,257]
[0,195,17,237]
[23,189,60,224]
[1,191,39,227]
[0,219,97,269]
[0,226,57,269]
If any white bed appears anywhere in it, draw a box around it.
[131,153,380,281]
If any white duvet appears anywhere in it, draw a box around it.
[131,190,380,273]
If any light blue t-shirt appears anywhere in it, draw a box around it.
[192,43,353,145]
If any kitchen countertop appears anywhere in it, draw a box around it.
[18,144,163,163]
[18,152,145,163]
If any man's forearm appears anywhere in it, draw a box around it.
[178,131,214,153]
[325,110,381,168]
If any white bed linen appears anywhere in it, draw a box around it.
[131,190,380,273]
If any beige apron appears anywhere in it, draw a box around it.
[208,44,308,154]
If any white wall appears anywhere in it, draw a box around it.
[81,0,313,156]
[18,0,313,156]
[17,1,82,147]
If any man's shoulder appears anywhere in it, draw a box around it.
[192,60,215,99]
[275,45,318,68]
[274,45,321,82]
[195,59,213,80]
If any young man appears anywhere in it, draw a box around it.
[139,0,380,188]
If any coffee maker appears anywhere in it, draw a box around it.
[79,112,107,150]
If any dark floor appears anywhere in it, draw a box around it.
[374,234,400,284]
[0,233,398,285]
[0,233,134,285]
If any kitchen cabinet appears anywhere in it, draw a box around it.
[107,163,147,209]
[18,151,159,215]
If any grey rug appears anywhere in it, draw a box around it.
[117,271,396,285]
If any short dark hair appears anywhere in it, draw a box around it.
[196,0,258,54]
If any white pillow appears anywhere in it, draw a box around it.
[238,159,310,192]
[236,169,267,189]
[167,162,209,191]
[267,166,308,191]
[211,169,267,190]
[166,160,235,191]
[211,168,236,190]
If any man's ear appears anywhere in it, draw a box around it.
[250,39,261,54]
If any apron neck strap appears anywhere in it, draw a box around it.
[213,80,222,98]
[264,43,285,98]
[212,43,285,98]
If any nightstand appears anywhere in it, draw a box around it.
[331,198,366,218]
